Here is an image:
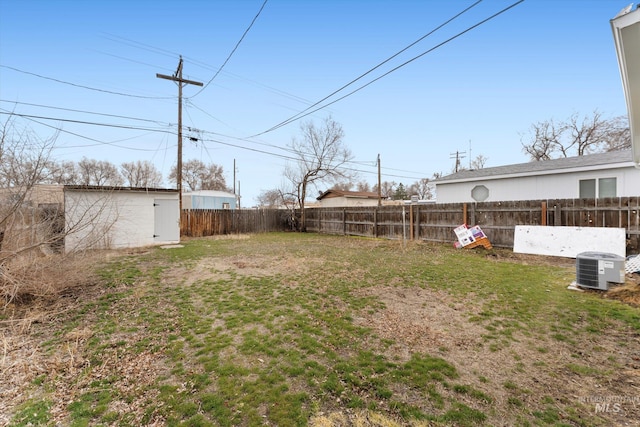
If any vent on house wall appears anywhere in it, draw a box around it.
[575,252,626,290]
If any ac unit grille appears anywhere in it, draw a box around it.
[576,258,599,288]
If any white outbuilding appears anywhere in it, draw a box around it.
[64,186,180,252]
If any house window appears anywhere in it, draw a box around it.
[579,178,616,198]
[222,202,230,209]
[598,178,616,198]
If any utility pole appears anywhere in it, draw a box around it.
[450,150,466,173]
[237,181,241,209]
[156,56,203,211]
[377,154,381,206]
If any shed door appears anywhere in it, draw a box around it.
[154,199,180,242]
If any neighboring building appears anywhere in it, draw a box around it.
[434,150,640,203]
[64,186,180,252]
[182,190,237,210]
[0,183,64,207]
[1,185,180,253]
[316,190,380,207]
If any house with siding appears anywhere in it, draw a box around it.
[182,190,237,210]
[434,150,640,203]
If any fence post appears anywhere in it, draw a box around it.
[409,204,414,240]
[541,201,547,226]
[463,203,468,225]
[343,208,346,235]
[554,204,562,226]
[374,208,378,238]
[415,206,420,240]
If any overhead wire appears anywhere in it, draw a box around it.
[254,0,525,136]
[0,99,172,126]
[2,92,435,179]
[3,107,424,180]
[0,65,174,100]
[190,0,268,98]
[102,33,314,108]
[0,111,174,134]
[3,0,511,183]
[0,109,165,151]
[257,0,484,136]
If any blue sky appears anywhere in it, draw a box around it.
[0,0,631,205]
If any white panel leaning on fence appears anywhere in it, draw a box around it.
[513,226,626,258]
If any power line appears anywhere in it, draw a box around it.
[2,110,166,151]
[191,0,268,98]
[254,0,525,136]
[196,135,424,180]
[257,0,483,136]
[0,64,174,99]
[181,102,431,178]
[0,99,171,125]
[0,111,173,133]
[2,104,431,179]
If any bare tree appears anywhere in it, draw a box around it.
[409,178,433,200]
[601,115,631,152]
[285,117,354,231]
[200,163,227,191]
[470,154,488,170]
[0,116,127,305]
[256,189,283,208]
[121,160,163,188]
[0,117,62,303]
[331,181,354,191]
[373,181,396,199]
[169,159,228,191]
[522,111,630,160]
[45,160,80,185]
[356,181,372,192]
[77,157,124,186]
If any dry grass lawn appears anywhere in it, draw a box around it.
[2,233,639,426]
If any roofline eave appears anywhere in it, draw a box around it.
[434,161,635,185]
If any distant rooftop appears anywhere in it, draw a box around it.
[317,189,379,200]
[436,150,634,183]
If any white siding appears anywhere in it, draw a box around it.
[436,166,640,203]
[64,189,179,252]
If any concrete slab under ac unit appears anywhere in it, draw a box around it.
[513,225,626,258]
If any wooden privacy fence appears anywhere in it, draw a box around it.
[304,197,640,250]
[180,209,289,237]
[178,198,640,251]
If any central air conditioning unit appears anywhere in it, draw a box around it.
[576,252,626,291]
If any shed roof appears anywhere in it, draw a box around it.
[435,150,634,184]
[317,189,379,200]
[64,185,178,193]
[183,190,236,198]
